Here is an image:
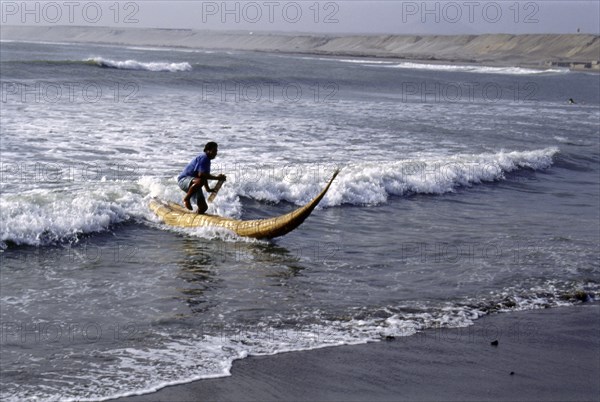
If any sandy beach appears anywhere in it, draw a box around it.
[2,25,599,71]
[115,303,599,401]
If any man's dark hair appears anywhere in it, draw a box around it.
[204,141,218,151]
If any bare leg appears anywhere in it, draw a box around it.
[196,194,208,215]
[183,178,202,211]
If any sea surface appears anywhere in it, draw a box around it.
[1,41,599,401]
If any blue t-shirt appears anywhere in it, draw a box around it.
[178,153,210,181]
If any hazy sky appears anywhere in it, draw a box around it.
[2,1,599,34]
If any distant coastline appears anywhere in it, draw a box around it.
[2,25,599,71]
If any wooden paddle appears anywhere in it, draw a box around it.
[207,178,226,203]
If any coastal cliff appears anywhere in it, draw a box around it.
[2,25,598,70]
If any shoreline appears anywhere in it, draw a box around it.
[115,303,600,401]
[2,25,599,72]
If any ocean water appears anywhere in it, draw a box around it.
[1,41,599,401]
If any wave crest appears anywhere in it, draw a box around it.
[86,57,192,72]
[234,147,559,206]
[379,62,567,75]
[1,148,558,247]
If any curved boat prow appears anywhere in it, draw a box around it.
[149,169,340,239]
[238,168,340,238]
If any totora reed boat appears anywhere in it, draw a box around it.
[149,169,340,239]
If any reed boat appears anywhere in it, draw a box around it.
[149,169,339,239]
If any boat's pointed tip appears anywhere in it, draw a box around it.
[331,167,341,180]
[326,168,341,186]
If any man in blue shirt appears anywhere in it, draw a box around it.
[178,141,226,214]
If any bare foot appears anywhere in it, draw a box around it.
[183,198,192,210]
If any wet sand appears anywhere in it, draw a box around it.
[116,303,599,401]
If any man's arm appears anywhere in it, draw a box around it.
[197,172,226,192]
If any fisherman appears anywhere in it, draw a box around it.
[178,141,226,214]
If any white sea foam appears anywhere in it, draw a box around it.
[86,57,192,72]
[0,186,139,246]
[0,148,558,247]
[298,56,395,65]
[379,62,568,75]
[0,305,478,401]
[336,58,395,65]
[234,147,558,206]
